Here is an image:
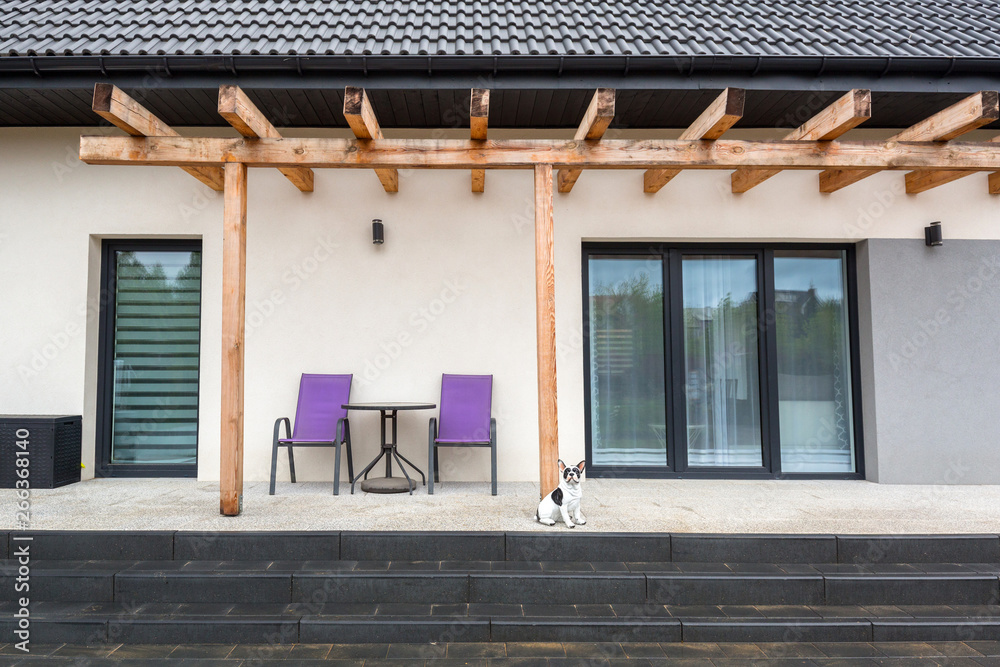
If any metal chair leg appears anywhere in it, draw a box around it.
[288,446,296,483]
[333,442,342,496]
[269,441,279,495]
[491,417,498,496]
[427,418,436,495]
[345,420,355,482]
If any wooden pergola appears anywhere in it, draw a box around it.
[82,83,1000,516]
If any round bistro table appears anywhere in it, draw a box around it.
[343,402,436,495]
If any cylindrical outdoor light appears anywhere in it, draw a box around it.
[925,221,942,247]
[372,218,385,245]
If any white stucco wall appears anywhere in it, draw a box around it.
[2,126,999,484]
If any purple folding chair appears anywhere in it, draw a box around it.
[428,374,496,495]
[270,373,354,496]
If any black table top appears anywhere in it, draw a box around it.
[342,402,436,411]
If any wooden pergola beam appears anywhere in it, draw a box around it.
[218,85,314,192]
[80,136,1000,172]
[820,91,999,193]
[557,89,615,193]
[905,135,1000,194]
[732,89,871,193]
[645,88,745,193]
[92,83,225,191]
[534,164,559,497]
[471,89,489,193]
[220,162,247,516]
[342,87,399,193]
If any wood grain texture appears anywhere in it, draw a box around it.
[79,136,1000,172]
[218,85,314,192]
[92,83,224,191]
[534,164,559,498]
[645,87,745,193]
[732,89,871,193]
[471,88,489,192]
[342,86,399,192]
[821,90,999,193]
[220,162,247,517]
[558,88,615,193]
[990,171,1000,195]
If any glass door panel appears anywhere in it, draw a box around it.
[774,250,856,472]
[104,246,202,472]
[587,256,668,467]
[681,255,763,467]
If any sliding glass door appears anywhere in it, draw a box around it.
[97,240,202,477]
[583,244,862,479]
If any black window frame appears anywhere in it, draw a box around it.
[96,239,203,478]
[582,241,865,480]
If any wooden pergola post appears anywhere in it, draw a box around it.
[220,162,248,516]
[534,164,559,497]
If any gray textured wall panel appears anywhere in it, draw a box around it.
[866,238,1000,484]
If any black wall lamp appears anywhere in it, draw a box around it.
[924,221,943,247]
[372,219,385,245]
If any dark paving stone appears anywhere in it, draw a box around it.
[0,572,114,602]
[754,642,827,658]
[114,618,298,644]
[432,603,470,616]
[470,574,645,605]
[226,644,292,659]
[492,619,682,643]
[269,560,356,572]
[564,642,627,658]
[505,533,670,562]
[671,563,733,574]
[50,644,117,657]
[813,642,884,657]
[491,562,543,572]
[718,605,766,617]
[620,642,666,658]
[929,642,990,657]
[754,605,824,618]
[167,643,236,658]
[301,618,490,643]
[664,605,729,618]
[659,643,727,658]
[341,532,504,562]
[680,620,872,643]
[325,643,390,658]
[626,563,680,573]
[825,575,999,606]
[837,536,1000,565]
[810,606,871,618]
[611,603,673,618]
[286,643,333,659]
[576,604,617,617]
[670,535,836,564]
[966,641,1000,656]
[726,564,788,574]
[468,603,521,617]
[3,618,107,644]
[872,620,1000,642]
[302,602,378,616]
[11,531,174,561]
[648,574,825,605]
[386,642,448,658]
[521,605,578,617]
[174,532,339,561]
[873,642,946,657]
[505,642,566,657]
[293,573,468,604]
[388,561,441,571]
[447,642,507,658]
[441,561,492,571]
[375,603,433,615]
[106,644,178,658]
[115,572,292,604]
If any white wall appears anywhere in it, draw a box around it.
[2,126,999,484]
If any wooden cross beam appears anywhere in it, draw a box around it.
[732,89,871,193]
[343,87,399,192]
[92,83,225,191]
[557,89,615,193]
[79,136,1000,172]
[470,89,489,192]
[905,135,1000,193]
[819,91,999,193]
[645,88,744,193]
[218,85,314,192]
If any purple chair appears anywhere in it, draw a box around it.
[428,374,496,495]
[270,373,354,496]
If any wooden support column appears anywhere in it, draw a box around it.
[471,89,489,192]
[645,87,745,193]
[343,87,399,192]
[92,83,225,191]
[220,162,248,516]
[557,89,615,193]
[732,89,870,193]
[534,164,559,497]
[218,85,314,192]
[820,90,999,193]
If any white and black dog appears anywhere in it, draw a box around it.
[535,459,586,528]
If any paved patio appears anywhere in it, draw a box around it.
[5,478,999,533]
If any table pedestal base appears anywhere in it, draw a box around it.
[359,477,418,494]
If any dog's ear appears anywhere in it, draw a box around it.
[558,459,566,472]
[576,460,586,473]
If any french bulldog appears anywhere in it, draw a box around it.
[535,459,586,528]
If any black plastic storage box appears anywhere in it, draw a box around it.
[0,415,82,489]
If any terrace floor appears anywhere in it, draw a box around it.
[5,478,1000,533]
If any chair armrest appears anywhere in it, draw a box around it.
[336,417,349,443]
[428,417,438,443]
[490,417,497,442]
[273,417,291,442]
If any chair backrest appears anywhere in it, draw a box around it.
[437,374,493,442]
[291,374,352,440]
